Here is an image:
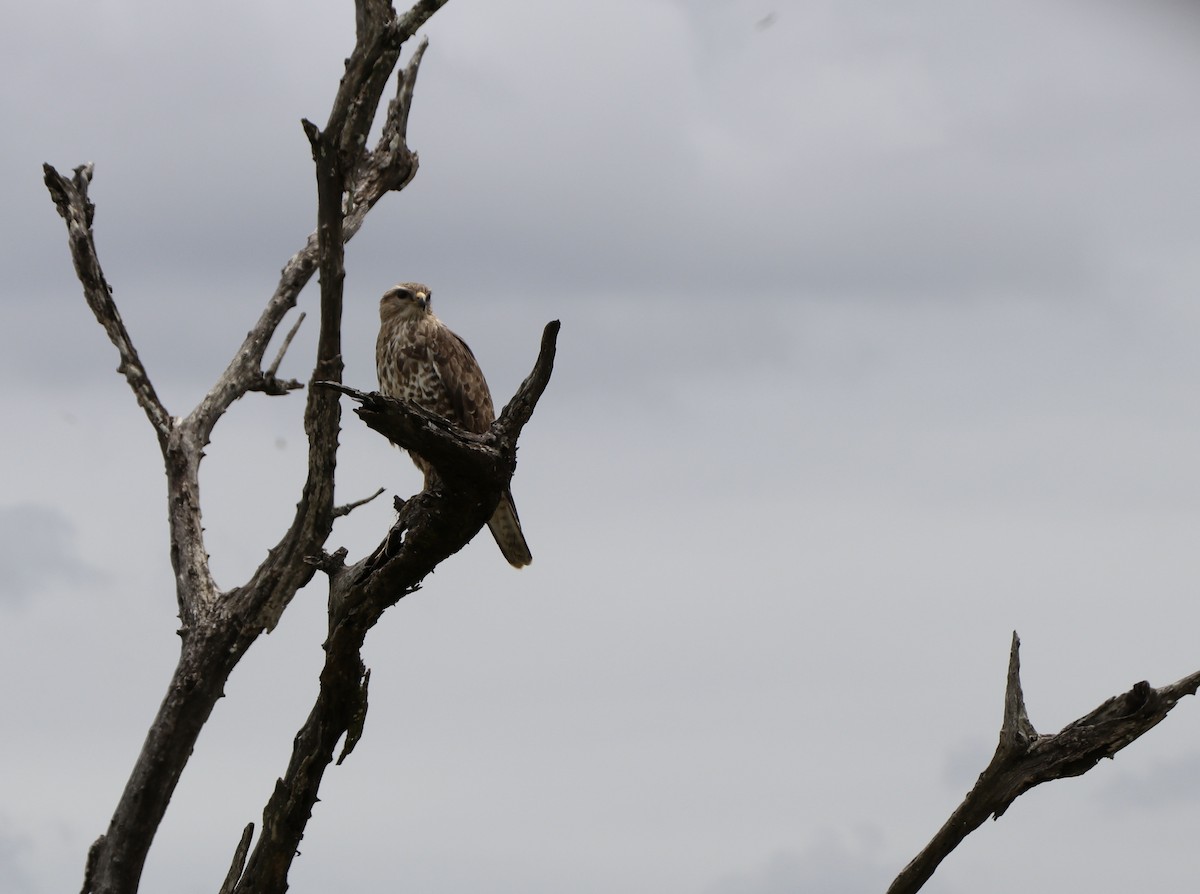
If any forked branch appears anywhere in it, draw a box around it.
[49,3,450,894]
[888,633,1200,894]
[316,318,560,486]
[230,321,559,893]
[43,163,173,448]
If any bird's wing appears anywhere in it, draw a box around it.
[430,322,496,433]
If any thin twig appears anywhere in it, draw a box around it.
[267,311,306,378]
[248,312,306,395]
[217,824,254,894]
[333,487,386,519]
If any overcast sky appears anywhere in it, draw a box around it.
[5,1,1200,892]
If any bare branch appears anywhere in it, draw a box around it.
[80,836,104,894]
[187,234,320,442]
[267,312,305,378]
[233,319,558,893]
[394,0,452,42]
[43,163,173,448]
[38,161,222,625]
[81,624,252,894]
[997,631,1038,759]
[240,26,436,635]
[352,38,428,206]
[316,319,561,486]
[887,634,1200,894]
[319,383,507,483]
[245,311,307,396]
[494,319,562,440]
[245,377,304,397]
[61,10,447,894]
[218,824,255,894]
[308,547,350,577]
[333,487,387,519]
[184,34,434,448]
[390,38,427,149]
[355,0,392,42]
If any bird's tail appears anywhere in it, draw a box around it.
[488,491,532,568]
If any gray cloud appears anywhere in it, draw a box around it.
[942,736,993,792]
[8,3,1200,894]
[1098,750,1200,810]
[0,504,105,607]
[19,0,1200,402]
[0,822,34,894]
[705,829,958,894]
[22,0,1195,321]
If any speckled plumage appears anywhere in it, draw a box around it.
[376,282,532,568]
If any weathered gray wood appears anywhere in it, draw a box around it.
[46,3,455,893]
[888,633,1200,894]
[218,824,255,894]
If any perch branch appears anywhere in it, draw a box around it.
[318,384,506,482]
[494,318,561,440]
[231,319,559,893]
[316,319,560,485]
[887,632,1200,894]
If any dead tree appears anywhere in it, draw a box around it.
[45,3,1200,894]
[44,2,558,892]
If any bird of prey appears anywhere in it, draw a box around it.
[375,282,532,568]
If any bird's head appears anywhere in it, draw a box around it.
[380,282,432,323]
